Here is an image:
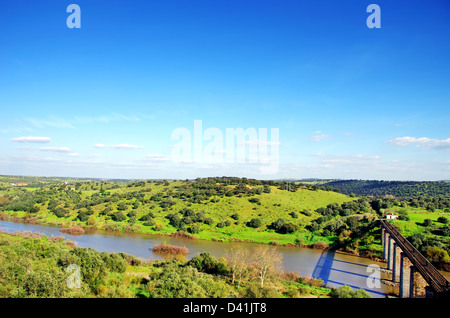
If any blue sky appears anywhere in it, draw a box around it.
[0,0,449,180]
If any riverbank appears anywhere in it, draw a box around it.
[1,211,375,256]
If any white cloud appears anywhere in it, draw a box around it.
[314,153,381,167]
[146,154,170,162]
[311,134,330,142]
[24,116,74,129]
[68,153,80,157]
[241,140,281,147]
[11,136,51,143]
[94,144,144,149]
[73,113,141,124]
[387,136,450,149]
[39,146,72,153]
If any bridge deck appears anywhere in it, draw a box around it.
[380,220,450,295]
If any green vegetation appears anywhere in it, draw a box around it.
[0,231,344,298]
[321,180,450,197]
[385,205,450,270]
[0,175,449,269]
[0,176,357,248]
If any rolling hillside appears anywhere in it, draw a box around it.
[0,177,358,246]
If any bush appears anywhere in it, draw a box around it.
[112,211,127,222]
[147,262,232,298]
[143,219,155,226]
[127,210,137,218]
[76,211,89,222]
[301,210,312,217]
[117,202,127,211]
[166,213,182,228]
[187,252,229,275]
[53,207,69,218]
[247,218,262,228]
[101,252,128,273]
[60,225,85,235]
[188,223,202,234]
[437,217,449,224]
[248,197,261,205]
[152,243,189,256]
[216,220,231,228]
[24,270,66,297]
[269,218,299,234]
[313,241,329,250]
[70,247,108,289]
[289,212,299,219]
[330,285,371,298]
[423,246,450,264]
[240,282,279,298]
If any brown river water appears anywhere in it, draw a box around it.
[2,220,449,298]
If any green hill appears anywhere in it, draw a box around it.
[0,177,362,246]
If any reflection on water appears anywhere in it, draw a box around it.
[3,220,437,298]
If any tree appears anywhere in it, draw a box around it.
[112,211,126,222]
[247,218,262,228]
[423,219,433,227]
[187,252,229,275]
[225,246,250,287]
[437,216,449,224]
[252,246,283,288]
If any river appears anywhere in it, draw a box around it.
[4,219,445,298]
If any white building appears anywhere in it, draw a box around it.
[386,213,398,220]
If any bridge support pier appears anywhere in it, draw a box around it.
[393,243,401,282]
[387,235,395,270]
[382,228,387,260]
[412,268,429,298]
[399,252,413,298]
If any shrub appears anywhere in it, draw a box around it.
[23,270,66,297]
[53,207,69,218]
[240,282,279,298]
[112,211,127,222]
[127,210,137,218]
[269,218,299,234]
[216,220,231,228]
[147,262,232,298]
[139,213,154,222]
[437,216,449,224]
[117,202,127,211]
[60,225,85,235]
[166,213,182,228]
[313,241,329,250]
[248,197,261,205]
[100,252,128,273]
[423,246,450,264]
[76,211,89,222]
[152,243,189,256]
[330,285,371,298]
[187,252,229,275]
[289,211,299,219]
[247,218,262,228]
[143,219,155,226]
[188,223,202,234]
[70,247,108,289]
[301,210,312,217]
